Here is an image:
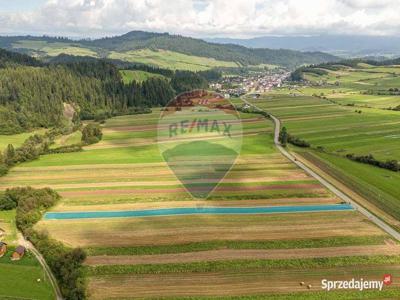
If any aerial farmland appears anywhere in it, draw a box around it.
[2,88,400,299]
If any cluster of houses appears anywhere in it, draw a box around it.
[241,71,290,93]
[0,241,26,261]
[210,69,290,97]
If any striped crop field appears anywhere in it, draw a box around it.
[1,107,399,299]
[245,64,400,227]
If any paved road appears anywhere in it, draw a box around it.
[241,96,400,241]
[18,233,63,300]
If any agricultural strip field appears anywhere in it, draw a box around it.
[86,262,400,300]
[245,89,400,224]
[0,210,55,299]
[1,108,399,298]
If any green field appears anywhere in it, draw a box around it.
[0,210,17,244]
[0,129,47,151]
[109,49,239,71]
[299,64,400,109]
[12,40,99,57]
[0,251,55,300]
[120,70,167,83]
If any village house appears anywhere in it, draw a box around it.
[0,241,7,258]
[11,245,26,261]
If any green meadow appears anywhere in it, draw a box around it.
[109,49,239,71]
[0,129,47,151]
[12,40,99,57]
[0,260,55,300]
[300,64,400,109]
[120,70,166,83]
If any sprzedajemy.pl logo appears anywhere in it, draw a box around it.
[322,274,392,292]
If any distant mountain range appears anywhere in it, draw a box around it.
[206,35,400,58]
[0,31,338,69]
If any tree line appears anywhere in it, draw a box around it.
[279,127,311,148]
[346,153,400,172]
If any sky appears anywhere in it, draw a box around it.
[0,0,399,38]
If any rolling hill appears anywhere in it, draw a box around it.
[0,31,339,69]
[207,35,400,58]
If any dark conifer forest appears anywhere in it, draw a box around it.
[0,49,210,134]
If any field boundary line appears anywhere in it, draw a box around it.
[241,95,400,242]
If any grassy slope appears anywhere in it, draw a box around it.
[109,49,239,71]
[51,130,82,148]
[120,70,166,83]
[302,64,400,109]
[0,129,47,151]
[12,40,99,57]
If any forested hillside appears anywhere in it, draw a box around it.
[0,50,208,134]
[0,48,42,68]
[0,31,338,69]
[86,31,338,67]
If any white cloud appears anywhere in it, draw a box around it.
[0,0,399,37]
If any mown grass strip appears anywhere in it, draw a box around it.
[86,236,389,256]
[86,255,400,276]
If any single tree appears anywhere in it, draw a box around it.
[279,127,288,147]
[4,144,15,166]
